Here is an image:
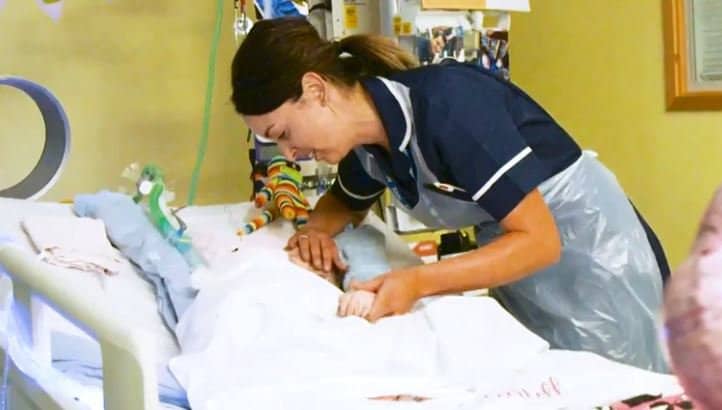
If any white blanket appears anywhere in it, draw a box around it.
[169,246,682,410]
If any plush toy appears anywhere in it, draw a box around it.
[132,164,205,269]
[664,185,722,410]
[238,155,311,235]
[133,165,191,252]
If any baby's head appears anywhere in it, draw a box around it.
[287,247,344,287]
[287,224,390,291]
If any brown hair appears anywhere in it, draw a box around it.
[231,17,418,115]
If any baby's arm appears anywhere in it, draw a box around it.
[288,224,391,319]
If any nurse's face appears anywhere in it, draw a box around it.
[244,73,355,165]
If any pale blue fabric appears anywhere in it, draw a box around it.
[335,225,391,291]
[73,191,196,330]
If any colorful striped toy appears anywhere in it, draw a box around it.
[238,156,311,235]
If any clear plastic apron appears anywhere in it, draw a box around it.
[352,80,667,372]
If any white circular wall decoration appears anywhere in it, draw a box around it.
[0,76,71,199]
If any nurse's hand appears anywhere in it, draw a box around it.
[285,228,348,273]
[350,270,421,322]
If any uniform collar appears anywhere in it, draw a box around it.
[360,76,418,206]
[361,77,411,153]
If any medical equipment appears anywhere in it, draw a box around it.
[307,0,332,39]
[233,0,254,43]
[0,77,70,201]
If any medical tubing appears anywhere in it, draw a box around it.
[187,0,224,205]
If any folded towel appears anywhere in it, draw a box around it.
[21,216,123,275]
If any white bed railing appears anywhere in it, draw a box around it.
[0,245,159,410]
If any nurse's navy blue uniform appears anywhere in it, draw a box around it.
[328,62,669,372]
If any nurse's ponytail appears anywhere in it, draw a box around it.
[334,33,418,79]
[231,17,417,115]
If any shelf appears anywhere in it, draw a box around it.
[420,0,530,12]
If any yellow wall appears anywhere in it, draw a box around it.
[511,0,722,268]
[0,0,250,205]
[4,0,721,266]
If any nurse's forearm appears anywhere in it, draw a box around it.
[414,189,561,295]
[303,192,369,236]
[414,230,561,296]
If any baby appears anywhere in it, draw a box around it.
[287,225,390,319]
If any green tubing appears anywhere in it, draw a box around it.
[187,0,224,205]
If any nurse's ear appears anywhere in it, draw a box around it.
[300,72,329,107]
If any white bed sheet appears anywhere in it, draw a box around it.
[170,242,683,410]
[0,197,423,409]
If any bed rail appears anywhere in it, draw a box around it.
[0,245,158,410]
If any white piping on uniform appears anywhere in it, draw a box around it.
[377,77,413,152]
[337,173,385,200]
[472,146,532,201]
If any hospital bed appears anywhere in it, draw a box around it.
[0,196,686,410]
[0,197,421,410]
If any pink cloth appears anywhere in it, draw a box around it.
[665,186,722,410]
[602,392,693,409]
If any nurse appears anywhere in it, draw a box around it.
[230,17,670,372]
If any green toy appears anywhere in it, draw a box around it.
[133,164,194,255]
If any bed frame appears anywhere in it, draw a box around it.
[0,246,158,410]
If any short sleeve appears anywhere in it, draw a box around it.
[435,71,549,220]
[329,151,386,211]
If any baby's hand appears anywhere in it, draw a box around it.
[337,290,375,318]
